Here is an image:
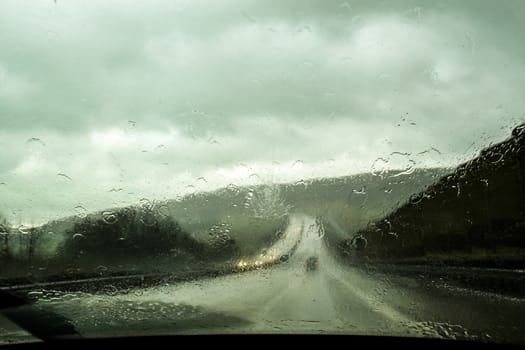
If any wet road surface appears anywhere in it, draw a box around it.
[1,215,524,344]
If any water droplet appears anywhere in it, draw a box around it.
[226,183,240,194]
[72,233,85,239]
[249,173,260,180]
[417,147,442,156]
[292,160,304,167]
[352,186,367,195]
[103,285,119,296]
[386,232,398,239]
[96,265,108,273]
[390,159,416,177]
[409,194,423,205]
[156,205,170,217]
[390,151,411,156]
[102,211,118,224]
[295,179,308,188]
[26,137,46,147]
[18,225,30,235]
[140,214,156,227]
[57,173,72,181]
[27,290,44,297]
[486,150,504,164]
[196,176,207,184]
[371,158,389,177]
[74,205,87,218]
[384,188,393,194]
[139,198,153,210]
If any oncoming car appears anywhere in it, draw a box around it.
[305,256,319,272]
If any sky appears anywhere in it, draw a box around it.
[1,0,524,224]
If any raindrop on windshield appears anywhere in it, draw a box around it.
[102,211,118,224]
[96,265,108,273]
[486,150,504,164]
[353,186,367,195]
[57,173,73,181]
[26,137,46,147]
[196,176,207,184]
[140,213,157,227]
[295,179,308,188]
[409,193,423,205]
[74,205,87,218]
[18,225,30,235]
[386,232,398,239]
[292,160,304,167]
[139,198,153,210]
[226,183,241,194]
[156,204,170,217]
[72,233,85,239]
[371,157,389,177]
[388,152,416,177]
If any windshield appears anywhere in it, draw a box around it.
[1,0,525,345]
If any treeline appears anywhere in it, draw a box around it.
[61,206,238,264]
[345,124,525,265]
[0,206,240,279]
[0,216,48,264]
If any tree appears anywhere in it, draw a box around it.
[0,215,10,261]
[60,207,192,264]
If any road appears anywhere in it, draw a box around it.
[1,214,525,343]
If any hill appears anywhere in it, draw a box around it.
[339,124,525,268]
[0,165,447,282]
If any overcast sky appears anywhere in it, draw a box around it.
[1,0,524,224]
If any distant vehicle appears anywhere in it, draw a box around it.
[305,256,319,272]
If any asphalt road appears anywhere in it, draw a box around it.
[1,215,525,344]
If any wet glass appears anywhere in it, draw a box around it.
[0,0,524,345]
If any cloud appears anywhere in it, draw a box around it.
[0,0,524,223]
